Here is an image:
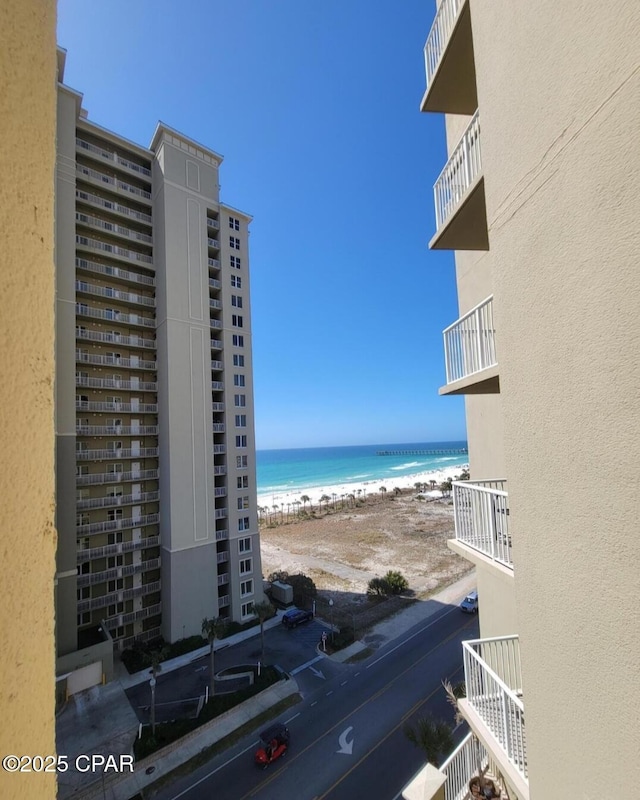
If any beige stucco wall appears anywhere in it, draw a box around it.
[471,0,640,795]
[0,1,57,798]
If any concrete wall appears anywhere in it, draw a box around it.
[471,0,640,795]
[0,2,57,797]
[154,136,219,640]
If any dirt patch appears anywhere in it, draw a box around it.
[260,491,471,627]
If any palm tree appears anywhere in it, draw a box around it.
[319,494,331,512]
[201,616,226,697]
[331,493,337,510]
[253,600,274,664]
[429,479,437,491]
[404,714,454,767]
[292,499,301,517]
[379,486,387,501]
[394,486,402,496]
[300,494,311,513]
[356,489,362,504]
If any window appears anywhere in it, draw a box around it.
[231,295,243,308]
[240,579,253,597]
[107,463,123,474]
[238,517,250,531]
[106,486,123,498]
[107,555,124,568]
[78,612,91,626]
[241,601,254,618]
[232,334,244,347]
[107,579,124,592]
[108,509,123,522]
[236,455,248,468]
[229,216,240,231]
[234,394,246,407]
[237,496,250,510]
[78,562,90,576]
[76,513,89,527]
[235,414,246,427]
[107,532,123,544]
[236,435,247,448]
[234,374,245,387]
[107,441,123,452]
[78,587,90,600]
[76,465,89,476]
[230,255,241,270]
[237,476,249,489]
[230,275,242,289]
[238,536,251,553]
[239,557,252,574]
[229,236,240,250]
[233,354,245,367]
[232,314,243,328]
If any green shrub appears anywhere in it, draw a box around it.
[383,570,409,595]
[268,571,317,608]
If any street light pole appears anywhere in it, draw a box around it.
[329,598,334,642]
[150,677,156,735]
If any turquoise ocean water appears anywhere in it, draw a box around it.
[256,441,468,497]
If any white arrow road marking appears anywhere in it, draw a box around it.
[337,726,354,755]
[309,666,325,680]
[194,666,207,672]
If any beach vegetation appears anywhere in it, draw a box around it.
[202,616,227,697]
[319,494,331,512]
[268,571,317,608]
[367,570,409,597]
[252,600,275,664]
[300,494,311,513]
[379,486,387,499]
[455,467,470,481]
[439,479,453,498]
[404,713,454,767]
[367,577,389,597]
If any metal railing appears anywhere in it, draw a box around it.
[75,190,153,225]
[452,480,512,568]
[75,400,158,413]
[77,558,161,587]
[209,278,221,289]
[75,326,156,349]
[121,604,162,625]
[77,536,159,562]
[75,376,157,391]
[75,280,155,307]
[76,468,158,487]
[76,351,157,370]
[75,234,153,265]
[206,217,220,229]
[211,402,224,412]
[75,211,153,244]
[76,138,152,177]
[75,303,155,328]
[76,447,159,461]
[208,258,220,269]
[212,423,225,433]
[434,110,482,231]
[207,238,219,248]
[76,513,160,535]
[211,381,224,391]
[76,164,151,200]
[75,257,155,286]
[211,339,222,350]
[423,0,466,90]
[211,360,223,370]
[76,425,158,436]
[120,626,162,647]
[213,466,226,476]
[215,529,228,540]
[440,732,488,800]
[463,635,527,782]
[210,319,222,329]
[444,296,496,384]
[209,298,222,310]
[214,507,227,519]
[76,490,158,510]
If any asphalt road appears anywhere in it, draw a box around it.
[155,607,479,800]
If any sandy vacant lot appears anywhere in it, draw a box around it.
[259,490,472,626]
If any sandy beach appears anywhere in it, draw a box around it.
[257,463,468,511]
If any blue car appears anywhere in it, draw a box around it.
[460,591,478,613]
[282,608,314,628]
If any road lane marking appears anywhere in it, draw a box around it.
[366,606,457,669]
[234,617,475,800]
[169,740,259,799]
[310,701,318,707]
[285,712,301,724]
[337,726,354,755]
[326,690,333,696]
[290,654,325,676]
[316,665,464,800]
[340,681,348,686]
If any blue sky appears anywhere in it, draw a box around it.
[57,0,466,450]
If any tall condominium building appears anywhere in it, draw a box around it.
[55,49,263,685]
[404,2,638,799]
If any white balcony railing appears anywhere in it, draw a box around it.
[211,381,224,391]
[207,238,219,248]
[76,447,158,461]
[453,480,511,568]
[208,258,220,269]
[75,376,157,391]
[76,212,153,244]
[441,732,488,800]
[434,110,481,231]
[75,400,158,414]
[423,0,466,91]
[76,513,159,535]
[206,217,220,229]
[76,234,153,265]
[443,296,496,384]
[77,536,159,563]
[463,635,527,783]
[76,351,157,370]
[211,339,222,350]
[75,327,156,349]
[75,280,155,307]
[76,190,153,225]
[76,490,159,510]
[75,257,155,287]
[76,468,158,487]
[75,303,155,328]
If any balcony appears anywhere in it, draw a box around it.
[76,303,155,328]
[76,375,157,391]
[215,529,228,540]
[208,258,220,270]
[209,278,221,290]
[75,400,158,414]
[207,237,219,249]
[77,558,161,587]
[76,234,153,266]
[75,257,155,287]
[76,513,159,535]
[76,280,155,308]
[76,447,159,461]
[212,402,224,412]
[212,423,225,433]
[450,480,512,570]
[76,137,152,178]
[76,212,153,245]
[430,111,488,251]
[76,164,151,204]
[211,381,224,391]
[460,636,528,797]
[206,217,220,230]
[440,296,498,395]
[76,351,157,370]
[75,190,152,226]
[76,468,158,487]
[77,535,160,562]
[420,0,477,115]
[76,425,158,436]
[211,338,222,351]
[76,490,159,510]
[76,326,156,349]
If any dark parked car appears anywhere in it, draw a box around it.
[282,608,314,628]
